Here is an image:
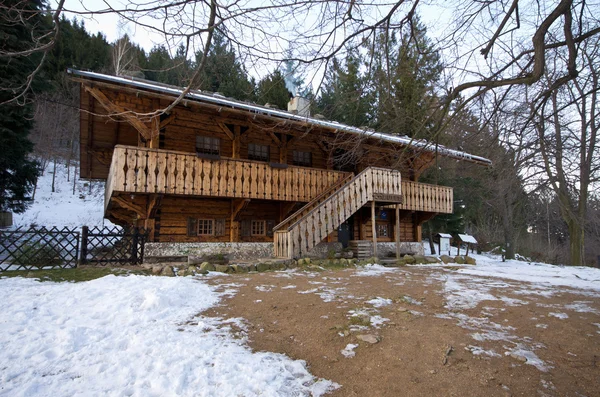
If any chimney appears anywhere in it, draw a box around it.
[287,96,310,117]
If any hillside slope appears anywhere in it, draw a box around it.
[13,161,108,229]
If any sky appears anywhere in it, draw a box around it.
[55,0,467,88]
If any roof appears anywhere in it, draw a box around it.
[458,234,478,244]
[67,68,492,166]
[436,233,453,238]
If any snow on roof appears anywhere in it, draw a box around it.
[436,233,453,238]
[67,68,492,166]
[458,234,478,244]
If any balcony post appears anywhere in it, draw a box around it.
[371,200,377,258]
[395,204,400,259]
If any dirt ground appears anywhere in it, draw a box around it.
[202,265,600,397]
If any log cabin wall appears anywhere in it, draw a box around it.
[352,208,416,242]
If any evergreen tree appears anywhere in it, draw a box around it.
[195,31,255,101]
[0,0,43,213]
[144,45,173,83]
[318,49,371,127]
[256,69,290,110]
[371,18,442,138]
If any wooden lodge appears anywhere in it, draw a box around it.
[69,69,491,259]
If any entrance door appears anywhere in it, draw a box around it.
[337,218,353,248]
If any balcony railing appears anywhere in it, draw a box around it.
[398,180,453,214]
[105,145,350,209]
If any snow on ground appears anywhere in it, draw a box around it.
[0,275,337,396]
[13,160,109,229]
[455,252,600,292]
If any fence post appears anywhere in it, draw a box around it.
[131,227,139,264]
[80,226,88,265]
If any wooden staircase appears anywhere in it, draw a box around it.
[273,167,402,259]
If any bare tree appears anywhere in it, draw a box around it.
[526,34,599,265]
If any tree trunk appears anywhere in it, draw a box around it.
[51,158,57,193]
[502,201,515,260]
[568,220,585,266]
[427,224,436,255]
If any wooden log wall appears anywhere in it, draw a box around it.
[356,208,415,242]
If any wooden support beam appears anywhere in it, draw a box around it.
[144,219,156,242]
[112,196,146,219]
[159,114,176,129]
[232,125,241,159]
[371,201,377,258]
[83,84,153,140]
[267,131,281,146]
[279,201,297,221]
[395,204,400,260]
[218,122,235,140]
[147,194,163,219]
[109,210,135,225]
[232,199,251,221]
[230,199,250,242]
[279,134,288,163]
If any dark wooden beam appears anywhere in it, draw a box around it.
[147,194,163,219]
[112,196,146,218]
[83,84,153,140]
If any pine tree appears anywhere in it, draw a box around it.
[0,0,43,213]
[318,49,371,127]
[195,31,255,101]
[371,18,442,139]
[256,70,290,110]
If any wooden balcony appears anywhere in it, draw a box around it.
[398,180,453,214]
[105,145,350,210]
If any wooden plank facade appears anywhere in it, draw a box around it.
[70,69,480,259]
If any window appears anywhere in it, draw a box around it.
[248,143,270,161]
[196,136,220,155]
[377,223,389,238]
[292,150,312,167]
[198,219,214,235]
[251,220,266,236]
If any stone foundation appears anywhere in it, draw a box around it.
[144,241,346,261]
[376,242,424,257]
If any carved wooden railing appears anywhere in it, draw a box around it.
[274,167,402,259]
[105,145,349,211]
[398,180,453,214]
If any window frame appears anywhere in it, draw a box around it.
[196,135,220,156]
[248,143,270,162]
[197,219,215,236]
[251,220,267,236]
[376,222,390,238]
[292,150,312,167]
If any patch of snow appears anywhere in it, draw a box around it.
[341,344,358,358]
[465,345,501,357]
[457,253,600,292]
[353,264,399,276]
[444,275,498,310]
[504,344,551,372]
[548,312,569,319]
[366,297,392,307]
[564,301,600,314]
[13,160,111,229]
[370,315,389,328]
[500,296,529,306]
[255,284,275,292]
[281,285,297,289]
[536,324,548,329]
[0,275,338,396]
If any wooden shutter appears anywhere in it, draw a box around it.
[240,220,251,237]
[215,219,226,236]
[187,218,198,237]
[266,220,275,237]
